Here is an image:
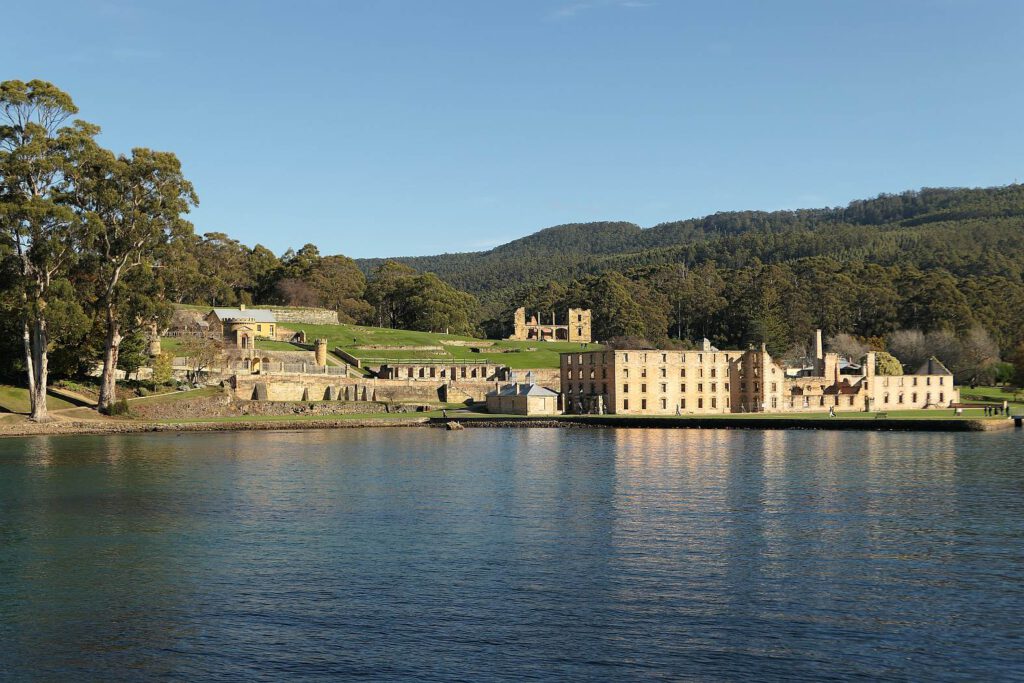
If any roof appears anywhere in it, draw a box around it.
[210,308,276,323]
[487,383,559,398]
[914,357,953,376]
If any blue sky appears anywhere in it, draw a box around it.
[4,0,1022,258]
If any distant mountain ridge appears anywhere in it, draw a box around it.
[356,185,1024,316]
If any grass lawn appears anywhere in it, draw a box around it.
[283,322,601,369]
[0,385,80,414]
[256,339,310,352]
[960,386,1024,411]
[160,337,185,354]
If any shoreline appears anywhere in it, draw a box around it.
[0,413,1016,438]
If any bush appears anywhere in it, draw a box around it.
[106,398,131,416]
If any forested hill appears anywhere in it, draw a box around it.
[356,184,1024,317]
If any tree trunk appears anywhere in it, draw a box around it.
[98,313,122,413]
[28,318,49,422]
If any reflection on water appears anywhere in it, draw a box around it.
[0,428,1021,681]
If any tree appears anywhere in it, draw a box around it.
[365,260,418,327]
[827,333,868,362]
[875,351,903,376]
[394,273,479,335]
[70,144,196,411]
[1007,342,1024,388]
[0,80,96,420]
[179,336,222,385]
[888,330,928,371]
[958,326,1000,386]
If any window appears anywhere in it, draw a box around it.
[641,368,647,378]
[724,383,730,391]
[660,367,666,378]
[257,324,262,332]
[771,397,777,409]
[912,393,917,403]
[711,397,717,409]
[939,392,944,402]
[623,399,629,410]
[624,353,629,362]
[641,383,647,393]
[711,383,717,393]
[698,383,703,392]
[898,394,904,404]
[771,383,777,392]
[641,399,647,410]
[602,368,607,379]
[602,383,608,394]
[660,383,667,393]
[848,396,855,406]
[660,398,667,409]
[726,397,731,408]
[711,368,717,378]
[698,354,703,362]
[681,398,686,409]
[681,368,686,378]
[661,353,667,362]
[681,383,686,392]
[754,382,759,392]
[698,398,703,409]
[927,377,931,385]
[623,383,629,393]
[624,369,629,379]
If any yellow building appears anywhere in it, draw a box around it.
[206,306,277,349]
[560,331,958,416]
[486,383,561,415]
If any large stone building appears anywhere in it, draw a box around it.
[560,330,959,415]
[207,306,277,349]
[509,307,592,343]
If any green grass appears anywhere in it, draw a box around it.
[256,339,309,351]
[159,338,185,354]
[284,322,601,369]
[0,385,80,414]
[960,386,1024,411]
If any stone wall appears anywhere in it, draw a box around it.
[230,374,513,405]
[265,306,339,325]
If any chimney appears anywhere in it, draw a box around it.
[814,329,823,359]
[240,303,246,311]
[865,351,876,379]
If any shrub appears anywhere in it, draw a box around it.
[106,398,131,416]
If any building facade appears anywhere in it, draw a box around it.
[560,331,958,416]
[486,383,561,415]
[509,307,592,343]
[206,306,277,349]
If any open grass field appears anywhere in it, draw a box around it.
[281,322,601,369]
[960,386,1024,411]
[0,385,80,414]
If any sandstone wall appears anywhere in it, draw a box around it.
[265,306,340,325]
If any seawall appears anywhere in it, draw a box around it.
[429,416,1018,432]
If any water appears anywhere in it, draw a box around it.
[0,428,1021,681]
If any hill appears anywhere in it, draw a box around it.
[357,185,1024,315]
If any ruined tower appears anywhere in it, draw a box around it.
[568,308,592,343]
[314,338,328,367]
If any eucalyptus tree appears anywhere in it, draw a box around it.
[69,144,197,411]
[0,80,95,420]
